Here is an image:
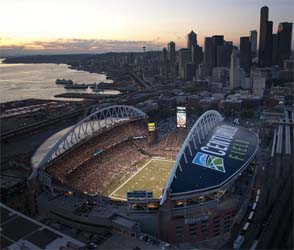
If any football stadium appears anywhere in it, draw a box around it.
[31,105,258,245]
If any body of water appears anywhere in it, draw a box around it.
[0,59,113,103]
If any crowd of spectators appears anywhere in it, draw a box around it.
[132,128,188,158]
[46,119,188,195]
[66,140,147,194]
[46,120,147,182]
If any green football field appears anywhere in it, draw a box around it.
[109,158,174,200]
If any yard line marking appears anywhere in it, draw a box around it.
[109,158,153,198]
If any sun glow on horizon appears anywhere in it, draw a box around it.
[1,0,293,54]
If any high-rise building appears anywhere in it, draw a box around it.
[187,30,197,52]
[264,21,273,66]
[259,6,269,66]
[276,22,293,66]
[249,30,257,57]
[258,6,273,67]
[185,63,197,80]
[230,47,240,89]
[240,36,251,74]
[179,48,191,79]
[212,35,224,67]
[168,41,176,63]
[204,37,214,73]
[162,48,168,61]
[160,48,169,77]
[272,34,279,66]
[217,41,233,67]
[168,41,176,78]
[191,44,203,65]
[204,35,224,74]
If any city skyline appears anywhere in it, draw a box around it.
[1,0,293,55]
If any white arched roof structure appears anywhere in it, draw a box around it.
[160,110,223,205]
[30,105,147,178]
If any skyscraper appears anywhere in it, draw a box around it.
[272,34,279,65]
[249,30,257,57]
[258,6,273,67]
[212,35,224,67]
[258,6,269,66]
[276,22,293,66]
[217,41,233,67]
[162,48,168,61]
[167,41,176,78]
[191,44,203,65]
[240,37,251,74]
[161,48,169,77]
[204,37,214,73]
[264,20,273,66]
[179,48,191,80]
[230,47,240,89]
[187,30,197,52]
[185,63,197,80]
[168,41,176,63]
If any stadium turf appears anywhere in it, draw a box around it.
[109,159,174,200]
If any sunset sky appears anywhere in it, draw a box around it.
[1,0,293,54]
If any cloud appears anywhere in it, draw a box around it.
[0,38,164,56]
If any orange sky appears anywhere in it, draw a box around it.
[1,0,293,53]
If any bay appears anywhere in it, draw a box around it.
[0,58,113,103]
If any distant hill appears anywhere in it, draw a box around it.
[3,54,96,64]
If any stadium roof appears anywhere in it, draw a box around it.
[30,105,147,180]
[161,111,258,203]
[169,122,258,195]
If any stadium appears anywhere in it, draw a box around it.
[31,105,258,245]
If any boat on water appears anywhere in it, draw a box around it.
[64,83,88,89]
[90,82,109,89]
[55,79,73,85]
[90,82,99,89]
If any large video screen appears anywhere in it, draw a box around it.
[177,106,187,128]
[148,122,156,132]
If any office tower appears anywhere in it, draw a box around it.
[212,35,224,68]
[192,44,203,65]
[259,6,269,66]
[258,6,273,67]
[230,47,240,89]
[161,48,168,77]
[249,30,257,57]
[187,30,197,52]
[204,37,214,73]
[168,41,176,79]
[185,63,197,80]
[217,41,233,67]
[179,48,191,79]
[272,34,278,65]
[162,48,168,61]
[276,22,293,66]
[240,37,251,73]
[264,21,273,66]
[168,41,176,63]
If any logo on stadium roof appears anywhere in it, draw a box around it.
[192,152,225,173]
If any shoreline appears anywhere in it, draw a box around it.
[2,56,112,81]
